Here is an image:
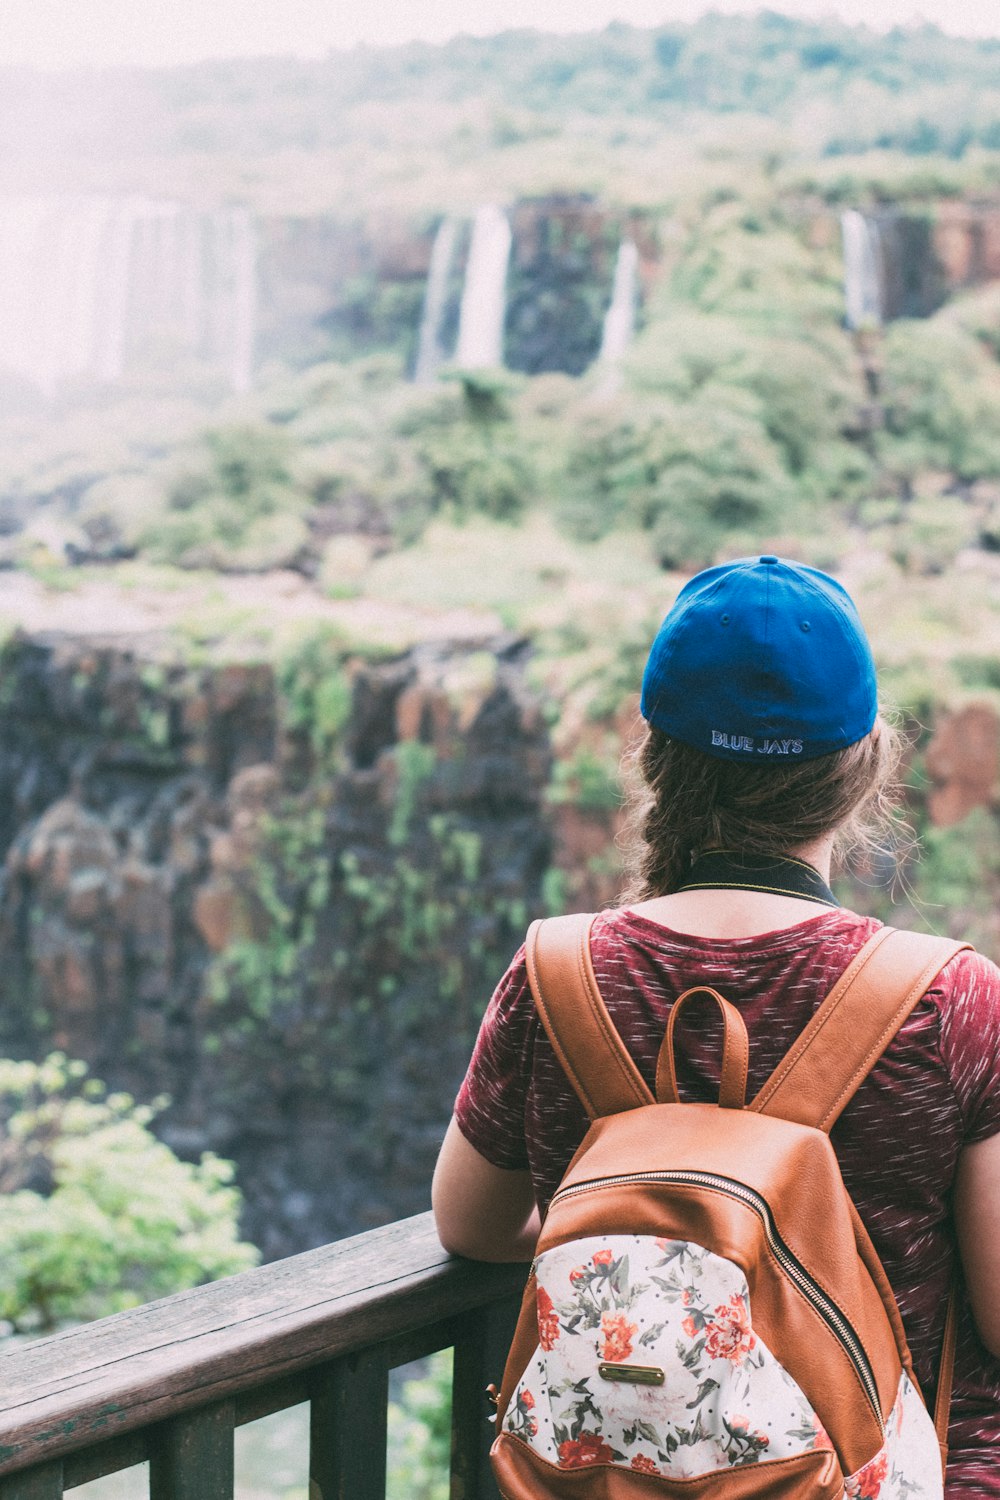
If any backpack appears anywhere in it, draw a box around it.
[490,914,968,1500]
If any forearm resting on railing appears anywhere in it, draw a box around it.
[433,1115,540,1262]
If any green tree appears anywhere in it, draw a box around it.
[387,1352,452,1500]
[0,1054,258,1334]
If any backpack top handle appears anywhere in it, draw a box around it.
[655,986,749,1109]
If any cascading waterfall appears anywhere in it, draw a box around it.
[414,217,457,383]
[0,196,258,393]
[455,204,511,370]
[599,239,639,366]
[228,207,257,394]
[841,209,883,330]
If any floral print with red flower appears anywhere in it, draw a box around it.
[505,1389,538,1441]
[557,1432,616,1468]
[505,1235,944,1496]
[601,1311,638,1362]
[722,1415,770,1465]
[536,1284,560,1351]
[703,1293,757,1366]
[846,1450,889,1500]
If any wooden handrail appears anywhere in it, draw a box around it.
[0,1212,527,1498]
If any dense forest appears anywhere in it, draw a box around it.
[5,13,1000,210]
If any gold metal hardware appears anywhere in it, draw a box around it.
[598,1362,665,1386]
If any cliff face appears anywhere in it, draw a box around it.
[0,631,551,1258]
[4,624,1000,1257]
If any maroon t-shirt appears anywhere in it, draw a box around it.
[454,907,1000,1495]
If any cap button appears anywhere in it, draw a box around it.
[760,554,778,565]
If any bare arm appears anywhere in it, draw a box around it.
[954,1131,1000,1356]
[432,1116,540,1262]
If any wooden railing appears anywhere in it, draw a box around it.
[0,1212,526,1500]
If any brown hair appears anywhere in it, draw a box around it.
[619,719,904,902]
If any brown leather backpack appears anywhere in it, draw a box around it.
[491,916,967,1500]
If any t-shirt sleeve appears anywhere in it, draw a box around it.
[453,945,538,1171]
[937,950,1000,1144]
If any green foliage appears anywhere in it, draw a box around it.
[559,394,795,568]
[326,274,426,363]
[278,629,354,766]
[878,319,1000,481]
[387,1352,452,1500]
[16,15,1000,172]
[550,749,622,814]
[140,425,311,570]
[414,423,532,526]
[0,1054,257,1334]
[542,866,570,916]
[896,809,1000,951]
[886,496,976,575]
[953,656,1000,693]
[208,806,331,1023]
[390,743,439,847]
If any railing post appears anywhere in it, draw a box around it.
[0,1462,63,1500]
[149,1401,235,1500]
[450,1294,521,1500]
[309,1347,389,1500]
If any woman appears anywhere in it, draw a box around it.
[433,555,1000,1493]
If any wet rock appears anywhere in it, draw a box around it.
[0,627,553,1258]
[926,703,1000,826]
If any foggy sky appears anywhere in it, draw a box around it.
[5,0,1000,71]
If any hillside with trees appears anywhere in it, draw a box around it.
[1,12,1000,1283]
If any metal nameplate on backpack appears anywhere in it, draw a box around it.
[597,1362,665,1385]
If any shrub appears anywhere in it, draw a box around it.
[140,425,313,570]
[879,319,1000,481]
[0,1054,257,1333]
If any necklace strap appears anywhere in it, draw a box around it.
[675,849,838,907]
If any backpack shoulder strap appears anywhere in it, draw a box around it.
[525,914,654,1120]
[751,925,971,1132]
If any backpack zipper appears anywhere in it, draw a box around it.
[549,1168,884,1435]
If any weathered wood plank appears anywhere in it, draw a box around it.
[149,1403,234,1500]
[55,1314,492,1486]
[450,1297,520,1500]
[232,1373,310,1431]
[231,1312,469,1431]
[309,1349,389,1500]
[0,1214,527,1478]
[0,1460,63,1500]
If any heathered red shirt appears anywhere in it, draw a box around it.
[454,907,1000,1496]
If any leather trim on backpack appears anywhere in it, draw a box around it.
[492,1433,843,1499]
[750,928,970,1131]
[526,914,654,1118]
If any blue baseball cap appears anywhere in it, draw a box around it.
[640,556,878,762]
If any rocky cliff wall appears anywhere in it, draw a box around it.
[0,630,551,1258]
[3,623,1000,1256]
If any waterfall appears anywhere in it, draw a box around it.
[841,209,883,330]
[599,239,639,365]
[228,207,257,394]
[414,217,457,383]
[0,196,259,393]
[94,200,139,383]
[455,205,511,370]
[0,198,100,393]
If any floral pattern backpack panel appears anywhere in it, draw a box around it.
[498,1236,942,1498]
